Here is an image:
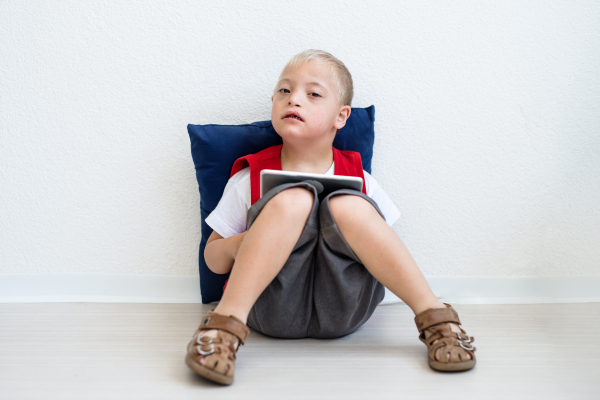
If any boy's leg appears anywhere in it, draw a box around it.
[326,192,471,361]
[213,183,317,325]
[327,193,443,314]
[197,182,320,370]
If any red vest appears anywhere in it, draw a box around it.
[229,144,367,205]
[222,144,367,293]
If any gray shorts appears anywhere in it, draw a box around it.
[246,181,386,339]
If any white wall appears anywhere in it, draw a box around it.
[1,1,599,278]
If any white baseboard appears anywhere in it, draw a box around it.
[0,274,201,303]
[383,276,600,305]
[1,273,599,304]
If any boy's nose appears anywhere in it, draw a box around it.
[288,90,302,106]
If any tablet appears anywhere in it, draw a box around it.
[260,169,363,199]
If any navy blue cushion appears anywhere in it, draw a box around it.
[187,105,376,303]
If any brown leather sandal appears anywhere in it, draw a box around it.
[414,303,477,372]
[185,309,249,385]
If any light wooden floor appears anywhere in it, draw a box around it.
[1,302,599,399]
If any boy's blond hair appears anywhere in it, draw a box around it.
[278,49,354,107]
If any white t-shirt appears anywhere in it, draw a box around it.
[205,162,401,238]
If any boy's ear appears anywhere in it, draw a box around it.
[334,105,351,130]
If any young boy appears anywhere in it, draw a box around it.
[185,50,476,385]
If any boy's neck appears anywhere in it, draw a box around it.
[280,141,334,174]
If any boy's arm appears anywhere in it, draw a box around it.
[204,230,247,274]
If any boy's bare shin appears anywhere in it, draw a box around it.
[329,195,444,315]
[214,187,314,323]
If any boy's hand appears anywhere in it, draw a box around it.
[204,230,247,274]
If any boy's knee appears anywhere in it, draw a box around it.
[267,186,315,216]
[328,194,377,222]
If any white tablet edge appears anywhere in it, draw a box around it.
[260,169,363,198]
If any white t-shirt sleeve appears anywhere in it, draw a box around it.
[363,170,401,227]
[205,168,251,238]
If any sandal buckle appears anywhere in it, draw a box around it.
[197,343,215,355]
[197,335,214,345]
[457,332,472,343]
[459,341,475,351]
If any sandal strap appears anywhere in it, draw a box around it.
[428,337,476,363]
[414,303,461,332]
[199,310,249,345]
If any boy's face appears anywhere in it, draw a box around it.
[271,61,351,144]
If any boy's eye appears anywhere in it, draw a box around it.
[309,93,321,98]
[279,88,290,93]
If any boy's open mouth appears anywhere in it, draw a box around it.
[283,111,303,121]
